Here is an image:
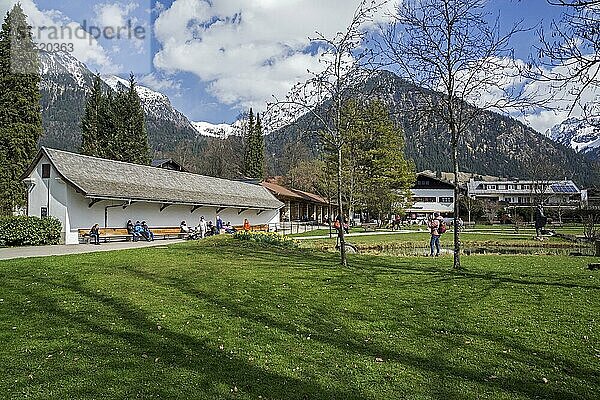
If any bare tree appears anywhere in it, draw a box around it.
[267,0,385,266]
[536,0,600,122]
[381,0,536,269]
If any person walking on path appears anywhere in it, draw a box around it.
[198,216,208,239]
[427,212,444,256]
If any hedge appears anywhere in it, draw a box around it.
[0,216,62,247]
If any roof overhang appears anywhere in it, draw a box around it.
[85,195,282,211]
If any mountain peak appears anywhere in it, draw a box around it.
[192,121,240,139]
[39,50,91,89]
[546,117,600,157]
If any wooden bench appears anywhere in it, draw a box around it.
[232,224,270,232]
[362,223,377,232]
[78,227,187,244]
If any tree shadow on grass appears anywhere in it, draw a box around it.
[117,263,599,400]
[7,275,369,400]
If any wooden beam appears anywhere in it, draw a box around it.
[122,201,136,210]
[256,209,265,216]
[160,203,172,212]
[191,205,203,213]
[216,207,227,214]
[88,199,102,208]
[238,208,248,215]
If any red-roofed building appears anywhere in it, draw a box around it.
[261,180,330,223]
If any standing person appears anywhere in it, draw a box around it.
[89,224,100,245]
[216,215,223,234]
[457,217,464,232]
[427,212,444,257]
[534,205,547,239]
[243,218,251,231]
[198,216,208,238]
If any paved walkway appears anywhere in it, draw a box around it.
[0,239,185,261]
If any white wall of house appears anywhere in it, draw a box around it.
[26,154,72,243]
[407,188,455,215]
[65,191,279,245]
[27,157,280,245]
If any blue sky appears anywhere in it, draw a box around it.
[0,0,575,130]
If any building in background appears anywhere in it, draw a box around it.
[151,158,186,172]
[261,180,330,223]
[466,178,586,209]
[406,172,456,221]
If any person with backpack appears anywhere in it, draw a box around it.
[534,205,547,239]
[427,212,446,256]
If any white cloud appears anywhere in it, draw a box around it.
[0,0,112,70]
[139,72,182,92]
[153,0,394,110]
[94,1,139,28]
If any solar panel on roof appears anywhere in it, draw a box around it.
[551,184,578,193]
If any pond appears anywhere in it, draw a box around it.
[348,244,596,257]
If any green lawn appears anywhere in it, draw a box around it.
[1,238,598,399]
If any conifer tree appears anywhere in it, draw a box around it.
[243,108,255,177]
[0,5,42,215]
[80,74,103,157]
[252,113,266,179]
[80,74,150,165]
[120,73,150,165]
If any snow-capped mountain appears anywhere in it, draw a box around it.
[191,121,240,139]
[39,50,92,89]
[38,51,204,153]
[546,117,600,160]
[103,75,194,130]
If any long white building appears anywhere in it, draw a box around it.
[23,148,283,244]
[466,178,585,208]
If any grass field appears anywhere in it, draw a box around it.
[1,237,599,399]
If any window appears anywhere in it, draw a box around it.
[42,164,51,179]
[414,197,436,203]
[488,185,497,190]
[417,180,430,186]
[439,197,453,204]
[41,207,48,218]
[498,185,506,190]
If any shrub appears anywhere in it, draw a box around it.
[0,216,62,247]
[233,231,299,248]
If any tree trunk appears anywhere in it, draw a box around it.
[337,146,347,266]
[452,128,461,269]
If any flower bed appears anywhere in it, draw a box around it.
[233,231,299,248]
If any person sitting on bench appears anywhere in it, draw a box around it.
[224,222,236,234]
[127,219,141,242]
[89,224,100,245]
[141,221,154,241]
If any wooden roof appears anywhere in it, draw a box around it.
[27,148,283,210]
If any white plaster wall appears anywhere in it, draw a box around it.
[26,154,70,243]
[408,188,455,214]
[65,189,280,244]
